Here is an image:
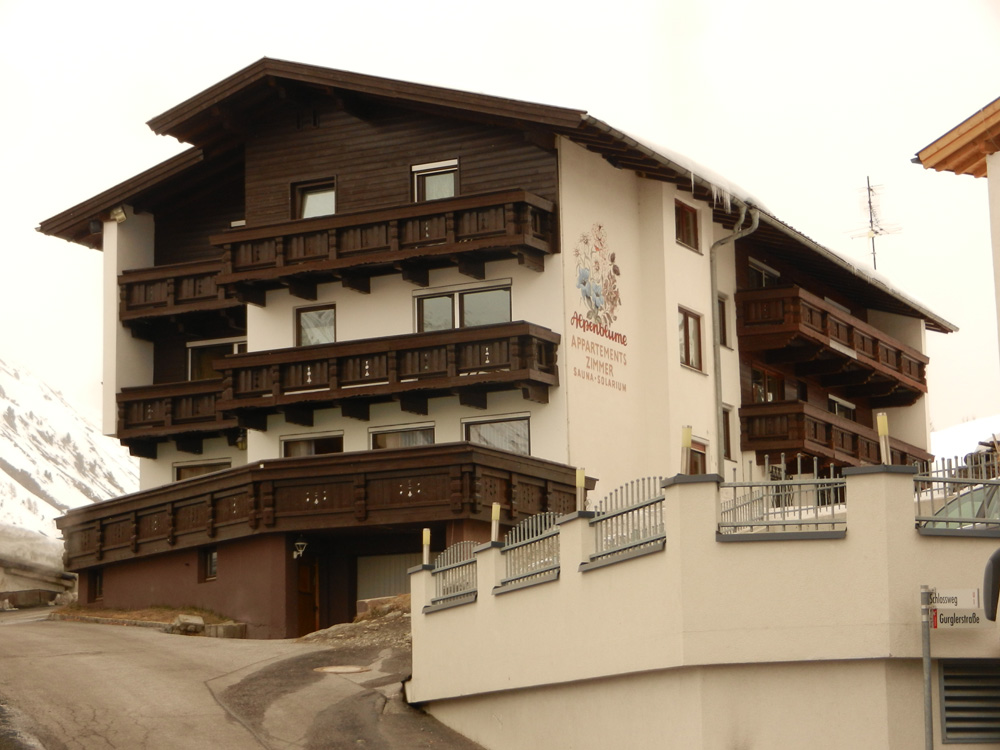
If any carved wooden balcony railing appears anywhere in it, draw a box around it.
[215,322,560,427]
[736,286,929,407]
[117,379,238,444]
[56,443,591,570]
[740,401,932,468]
[208,190,557,303]
[118,259,242,324]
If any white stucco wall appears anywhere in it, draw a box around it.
[102,206,154,436]
[138,436,246,491]
[409,470,1000,749]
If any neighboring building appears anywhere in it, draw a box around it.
[41,59,953,638]
[408,468,1000,749]
[914,96,1000,359]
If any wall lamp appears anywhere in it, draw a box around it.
[109,206,127,224]
[292,538,308,559]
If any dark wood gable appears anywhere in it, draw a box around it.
[243,99,558,227]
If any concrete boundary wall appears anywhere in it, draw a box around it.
[408,469,1000,749]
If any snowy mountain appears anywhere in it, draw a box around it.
[0,358,137,566]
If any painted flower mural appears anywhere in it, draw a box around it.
[573,223,622,327]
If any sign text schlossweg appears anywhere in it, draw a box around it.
[570,314,628,393]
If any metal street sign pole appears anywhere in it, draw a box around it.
[921,584,933,750]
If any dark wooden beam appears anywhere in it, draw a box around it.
[285,277,318,301]
[284,405,314,427]
[458,390,488,410]
[124,439,158,460]
[820,370,873,388]
[238,412,269,432]
[398,394,429,415]
[843,381,897,399]
[795,359,849,377]
[396,263,429,288]
[175,436,204,455]
[521,383,549,404]
[341,400,370,421]
[233,283,267,307]
[765,346,823,365]
[340,273,371,294]
[515,250,545,272]
[456,256,485,280]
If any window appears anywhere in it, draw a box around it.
[465,417,529,455]
[748,259,780,288]
[282,434,344,457]
[412,159,457,202]
[174,461,232,482]
[940,660,1000,742]
[417,286,511,332]
[751,367,783,403]
[371,427,434,450]
[689,440,707,474]
[718,296,729,347]
[200,548,218,582]
[296,304,336,346]
[722,408,733,460]
[188,339,246,381]
[675,200,699,251]
[828,396,856,421]
[295,179,337,219]
[679,308,702,370]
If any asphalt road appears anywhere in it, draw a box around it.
[0,611,482,750]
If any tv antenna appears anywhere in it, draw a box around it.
[851,176,900,270]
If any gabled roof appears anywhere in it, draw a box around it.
[37,58,956,333]
[915,95,1000,178]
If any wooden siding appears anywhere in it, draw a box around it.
[244,102,557,226]
[154,167,245,265]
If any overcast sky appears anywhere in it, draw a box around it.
[2,0,998,440]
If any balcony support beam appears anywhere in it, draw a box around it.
[456,256,485,280]
[396,263,429,288]
[238,412,269,432]
[398,394,429,416]
[520,383,549,404]
[284,405,314,427]
[284,277,318,301]
[340,273,371,294]
[234,283,267,308]
[175,436,204,455]
[341,400,370,421]
[458,390,488,410]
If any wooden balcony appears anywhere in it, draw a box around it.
[117,379,239,455]
[208,190,557,304]
[215,321,560,428]
[56,443,591,570]
[118,259,242,327]
[736,286,928,407]
[740,400,932,468]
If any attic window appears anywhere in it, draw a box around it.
[675,200,699,251]
[412,160,457,202]
[296,179,337,219]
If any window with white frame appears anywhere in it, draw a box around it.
[282,433,344,457]
[827,395,856,421]
[679,308,702,370]
[412,159,457,202]
[464,416,529,455]
[295,178,337,219]
[416,284,511,332]
[296,304,336,346]
[188,338,246,381]
[675,200,699,251]
[371,426,435,450]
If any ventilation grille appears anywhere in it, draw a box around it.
[941,660,1000,742]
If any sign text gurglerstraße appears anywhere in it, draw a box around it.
[932,608,987,629]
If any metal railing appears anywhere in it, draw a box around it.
[431,541,478,604]
[720,457,846,535]
[501,512,560,587]
[590,477,665,562]
[915,452,1000,532]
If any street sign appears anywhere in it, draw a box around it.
[932,608,988,629]
[928,588,980,609]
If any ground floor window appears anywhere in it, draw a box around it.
[371,426,434,450]
[200,548,218,582]
[464,416,530,455]
[89,568,103,602]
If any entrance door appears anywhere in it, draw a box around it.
[296,558,319,637]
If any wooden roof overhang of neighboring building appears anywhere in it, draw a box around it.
[37,57,955,334]
[915,95,1000,178]
[56,442,594,571]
